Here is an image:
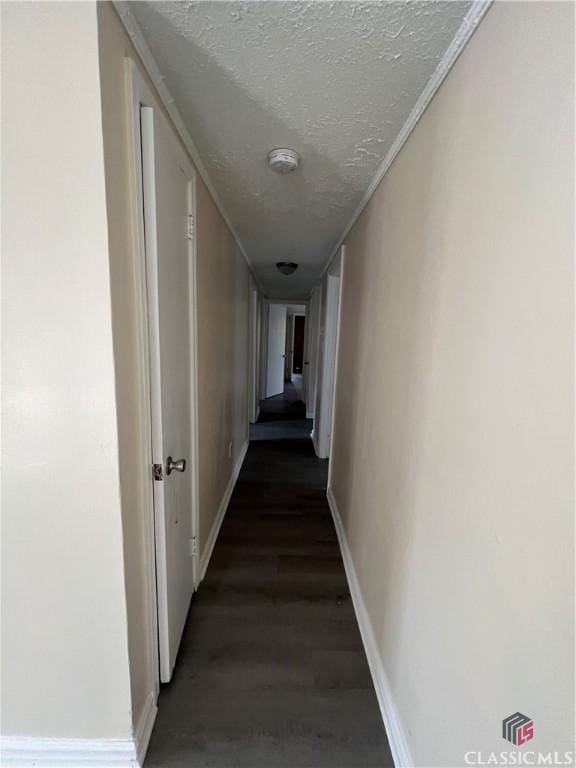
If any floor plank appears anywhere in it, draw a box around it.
[145,385,393,767]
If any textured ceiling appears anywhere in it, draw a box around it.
[130,1,473,298]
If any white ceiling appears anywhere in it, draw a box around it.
[129,1,474,298]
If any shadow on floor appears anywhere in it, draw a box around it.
[145,384,393,767]
[250,379,312,442]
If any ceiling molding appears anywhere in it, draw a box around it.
[112,1,267,296]
[319,0,493,279]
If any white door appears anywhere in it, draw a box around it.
[266,304,287,397]
[141,105,197,683]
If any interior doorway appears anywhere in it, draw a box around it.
[292,316,305,374]
[262,301,308,401]
[266,304,287,398]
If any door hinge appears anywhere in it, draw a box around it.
[153,463,164,481]
[186,214,195,241]
[190,536,197,556]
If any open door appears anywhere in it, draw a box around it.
[266,304,287,397]
[141,104,197,683]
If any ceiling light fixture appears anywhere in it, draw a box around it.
[276,262,299,276]
[268,148,300,174]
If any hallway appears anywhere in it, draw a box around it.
[250,377,311,442]
[145,389,393,767]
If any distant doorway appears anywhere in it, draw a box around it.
[292,315,305,374]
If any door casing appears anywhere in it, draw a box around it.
[128,60,200,691]
[260,299,310,403]
[314,247,345,461]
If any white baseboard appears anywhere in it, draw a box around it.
[134,691,157,766]
[327,486,413,768]
[0,736,139,767]
[0,690,158,768]
[311,429,320,457]
[199,439,249,581]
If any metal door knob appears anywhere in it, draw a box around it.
[166,456,186,475]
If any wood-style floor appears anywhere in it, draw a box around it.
[145,382,393,767]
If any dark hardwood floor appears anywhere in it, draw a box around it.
[145,383,393,767]
[250,377,312,442]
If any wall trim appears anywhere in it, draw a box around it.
[112,2,265,296]
[311,428,320,458]
[199,439,249,581]
[0,684,158,766]
[327,486,414,768]
[0,736,139,767]
[134,691,157,766]
[320,0,493,278]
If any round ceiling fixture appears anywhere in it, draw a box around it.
[276,262,299,276]
[268,148,300,174]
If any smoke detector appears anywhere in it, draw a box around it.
[276,262,299,276]
[268,148,299,174]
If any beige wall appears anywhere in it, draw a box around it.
[96,0,251,732]
[1,2,132,738]
[330,3,574,765]
[196,178,250,555]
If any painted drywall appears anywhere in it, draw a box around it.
[330,2,574,765]
[196,177,250,557]
[96,1,253,734]
[128,1,478,298]
[1,2,132,739]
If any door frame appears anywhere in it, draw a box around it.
[248,283,260,424]
[305,287,322,419]
[313,246,345,460]
[260,299,309,401]
[265,303,288,398]
[284,313,295,381]
[291,313,306,377]
[128,60,200,690]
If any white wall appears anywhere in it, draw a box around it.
[329,3,574,765]
[1,2,132,739]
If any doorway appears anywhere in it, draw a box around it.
[266,304,287,398]
[292,315,305,374]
